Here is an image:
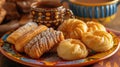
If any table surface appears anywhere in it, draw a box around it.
[0,2,120,67]
[105,5,120,31]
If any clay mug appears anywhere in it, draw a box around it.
[31,1,74,29]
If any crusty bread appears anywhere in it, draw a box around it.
[7,22,38,44]
[15,25,48,52]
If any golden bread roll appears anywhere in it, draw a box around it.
[87,21,106,32]
[7,22,38,44]
[57,39,88,60]
[82,31,114,52]
[15,25,48,52]
[24,28,64,58]
[58,19,88,39]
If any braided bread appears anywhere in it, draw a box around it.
[87,21,106,32]
[58,19,88,39]
[82,31,114,52]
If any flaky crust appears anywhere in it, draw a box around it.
[57,39,88,60]
[24,28,64,58]
[7,22,38,44]
[15,25,48,52]
[82,31,114,52]
[87,21,106,32]
[58,19,88,39]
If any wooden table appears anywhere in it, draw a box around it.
[0,2,120,67]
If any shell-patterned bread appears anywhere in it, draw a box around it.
[58,19,88,39]
[82,31,114,52]
[87,21,106,32]
[7,22,38,44]
[57,39,88,60]
[15,25,48,52]
[24,28,64,58]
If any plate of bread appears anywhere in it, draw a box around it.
[0,19,120,67]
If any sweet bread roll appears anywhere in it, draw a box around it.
[87,21,106,32]
[15,25,48,52]
[58,19,88,39]
[82,31,114,52]
[57,39,88,60]
[24,28,64,58]
[7,22,38,44]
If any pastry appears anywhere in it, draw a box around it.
[87,21,106,32]
[0,8,6,24]
[82,31,114,52]
[57,39,88,60]
[58,19,88,39]
[7,22,38,44]
[24,28,64,58]
[15,25,48,52]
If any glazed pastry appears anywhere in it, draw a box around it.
[87,21,106,32]
[57,39,88,60]
[58,19,88,39]
[7,22,38,44]
[15,25,48,52]
[0,8,6,24]
[24,28,64,58]
[82,31,114,52]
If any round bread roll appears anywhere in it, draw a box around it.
[87,21,106,32]
[57,39,88,60]
[58,19,88,39]
[82,31,114,52]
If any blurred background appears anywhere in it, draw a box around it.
[0,0,120,34]
[0,0,120,67]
